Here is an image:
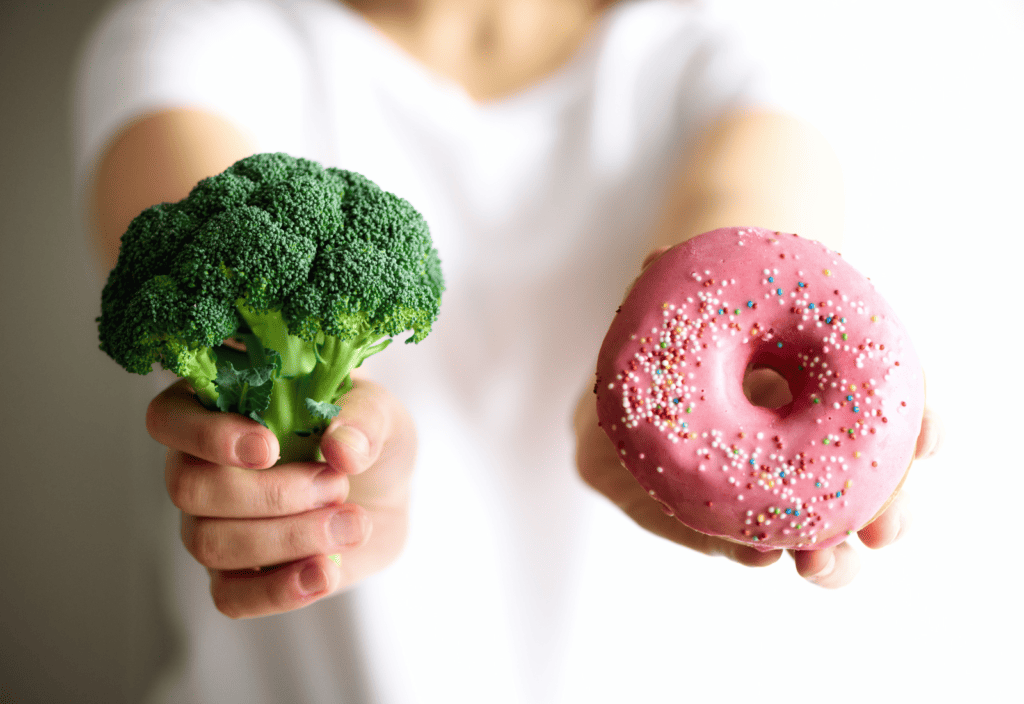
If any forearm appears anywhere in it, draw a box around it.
[651,110,845,252]
[90,109,257,272]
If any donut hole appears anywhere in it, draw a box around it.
[742,365,794,409]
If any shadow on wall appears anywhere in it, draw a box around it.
[0,2,177,702]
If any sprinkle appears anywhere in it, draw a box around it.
[776,288,783,296]
[823,269,832,276]
[777,342,783,348]
[747,301,754,308]
[798,282,806,288]
[871,315,879,322]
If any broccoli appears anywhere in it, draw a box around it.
[98,153,444,464]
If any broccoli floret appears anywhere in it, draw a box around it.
[98,153,444,463]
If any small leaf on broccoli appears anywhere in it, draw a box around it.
[213,360,275,419]
[305,398,342,422]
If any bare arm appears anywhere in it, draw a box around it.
[652,110,845,251]
[89,109,256,271]
[577,109,939,588]
[91,112,417,617]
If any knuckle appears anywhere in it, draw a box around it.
[189,421,224,464]
[261,479,290,516]
[186,521,224,567]
[210,582,243,620]
[269,574,298,614]
[144,395,163,440]
[166,464,202,512]
[284,519,313,557]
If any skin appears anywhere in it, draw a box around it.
[91,0,942,617]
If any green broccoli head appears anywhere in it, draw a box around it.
[98,153,443,463]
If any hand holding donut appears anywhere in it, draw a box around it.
[576,228,942,587]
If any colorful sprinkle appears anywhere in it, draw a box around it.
[600,228,910,551]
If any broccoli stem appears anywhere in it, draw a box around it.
[262,376,323,464]
[261,333,389,465]
[186,347,221,409]
[303,333,388,405]
[236,304,318,377]
[228,305,395,464]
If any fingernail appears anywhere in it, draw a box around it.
[331,510,365,548]
[299,563,327,596]
[808,553,836,584]
[333,425,369,458]
[236,433,270,467]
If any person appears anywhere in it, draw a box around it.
[75,0,941,701]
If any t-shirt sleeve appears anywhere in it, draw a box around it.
[589,0,778,173]
[72,0,310,187]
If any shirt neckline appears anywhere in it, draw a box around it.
[306,0,616,119]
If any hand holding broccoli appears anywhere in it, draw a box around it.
[148,375,416,617]
[98,152,443,463]
[99,153,442,615]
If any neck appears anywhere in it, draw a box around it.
[346,0,610,101]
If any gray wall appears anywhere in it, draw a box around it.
[1,2,171,701]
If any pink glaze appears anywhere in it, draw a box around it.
[595,227,924,550]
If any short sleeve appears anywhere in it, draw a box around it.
[588,0,776,173]
[72,0,310,188]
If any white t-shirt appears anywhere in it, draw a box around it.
[74,1,767,701]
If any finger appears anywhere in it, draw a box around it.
[575,392,780,567]
[915,406,943,460]
[320,378,396,477]
[181,505,371,570]
[641,246,671,270]
[165,455,350,518]
[209,554,342,619]
[621,247,673,305]
[147,379,279,468]
[791,541,861,588]
[857,490,911,549]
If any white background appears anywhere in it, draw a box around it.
[563,1,1024,702]
[1,0,1021,702]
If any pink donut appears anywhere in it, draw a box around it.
[595,227,924,551]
